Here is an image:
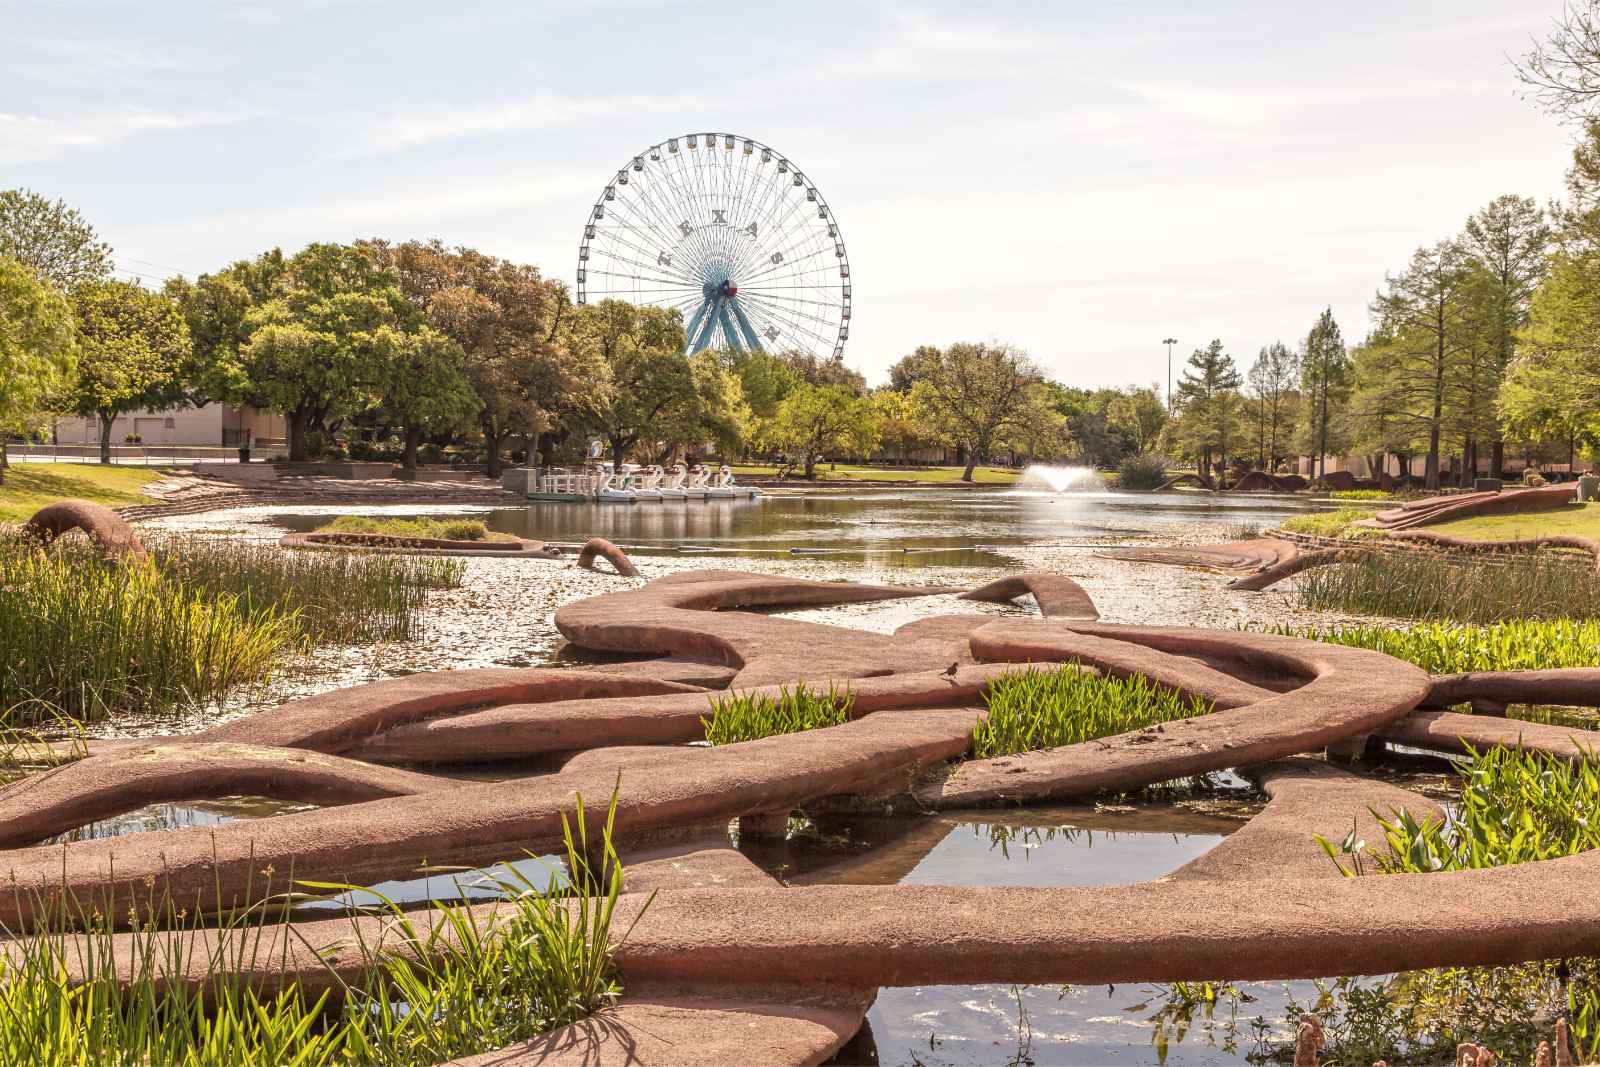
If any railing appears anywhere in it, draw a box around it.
[7,444,287,465]
[535,471,604,496]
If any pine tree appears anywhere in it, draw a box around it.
[1299,309,1350,482]
[1174,340,1243,486]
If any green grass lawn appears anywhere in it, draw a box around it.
[732,462,1019,485]
[1427,501,1600,542]
[0,462,171,523]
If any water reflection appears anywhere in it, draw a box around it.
[269,489,1328,568]
[43,796,315,845]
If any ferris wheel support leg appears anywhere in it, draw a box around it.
[683,299,715,356]
[716,302,745,354]
[728,298,764,352]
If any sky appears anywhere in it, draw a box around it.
[2,1,1578,392]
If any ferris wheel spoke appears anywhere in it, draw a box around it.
[633,173,719,282]
[739,243,838,288]
[594,225,704,289]
[609,199,699,283]
[607,195,715,286]
[735,290,838,346]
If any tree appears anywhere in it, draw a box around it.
[870,389,927,462]
[568,300,716,465]
[364,240,594,476]
[1460,196,1551,476]
[1299,310,1351,481]
[1106,386,1168,457]
[1173,340,1243,486]
[1246,342,1299,471]
[165,249,291,407]
[0,257,77,482]
[1368,242,1475,489]
[1502,251,1600,453]
[1515,1,1600,121]
[906,342,1039,481]
[777,350,866,394]
[0,189,112,292]
[69,281,189,464]
[768,382,878,479]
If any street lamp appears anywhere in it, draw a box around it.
[1162,338,1178,412]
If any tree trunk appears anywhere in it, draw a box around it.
[401,427,422,474]
[804,451,817,480]
[1491,439,1505,481]
[288,410,309,462]
[0,439,7,485]
[483,428,506,478]
[611,438,627,467]
[961,439,980,482]
[99,412,115,465]
[1425,423,1441,491]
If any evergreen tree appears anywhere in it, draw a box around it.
[1174,340,1243,486]
[1246,341,1299,471]
[1298,309,1351,481]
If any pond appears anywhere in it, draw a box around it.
[266,488,1333,569]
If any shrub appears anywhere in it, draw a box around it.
[972,665,1211,758]
[1330,489,1391,501]
[701,683,852,745]
[1117,452,1168,491]
[320,515,497,542]
[1278,507,1383,539]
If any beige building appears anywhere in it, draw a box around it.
[53,403,286,448]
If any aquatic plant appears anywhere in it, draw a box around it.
[0,538,300,723]
[1296,550,1600,622]
[155,534,464,644]
[702,683,853,745]
[0,787,639,1066]
[972,665,1212,758]
[1288,619,1600,673]
[1276,507,1383,539]
[318,515,510,543]
[1308,746,1600,1064]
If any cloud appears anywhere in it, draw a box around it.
[1120,78,1507,127]
[0,108,261,166]
[356,91,700,155]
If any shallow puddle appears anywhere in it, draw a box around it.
[42,795,315,845]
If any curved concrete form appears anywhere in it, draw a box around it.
[1379,710,1600,761]
[21,498,147,560]
[959,574,1099,619]
[1365,485,1576,531]
[575,537,641,577]
[1425,669,1600,710]
[1097,538,1299,577]
[1391,528,1600,574]
[1229,471,1308,492]
[8,566,1600,1064]
[1226,548,1349,591]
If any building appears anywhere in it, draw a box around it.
[52,403,286,448]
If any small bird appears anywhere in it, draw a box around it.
[941,662,960,684]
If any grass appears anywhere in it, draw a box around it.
[1289,619,1600,674]
[0,462,171,524]
[731,462,1020,485]
[1277,507,1386,539]
[1296,551,1600,622]
[971,665,1213,758]
[1311,746,1600,1063]
[701,683,853,745]
[0,534,464,724]
[1425,501,1600,543]
[1329,488,1394,501]
[0,786,640,1066]
[317,515,515,543]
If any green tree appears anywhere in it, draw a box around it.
[1502,251,1600,453]
[1246,342,1299,471]
[869,389,927,462]
[907,342,1039,481]
[365,240,594,476]
[1107,385,1168,458]
[569,300,718,465]
[1368,242,1475,489]
[1460,196,1551,477]
[1299,309,1351,481]
[1173,340,1243,486]
[69,281,189,464]
[768,382,879,479]
[0,257,77,482]
[165,249,291,407]
[0,189,112,292]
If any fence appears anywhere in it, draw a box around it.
[7,444,286,466]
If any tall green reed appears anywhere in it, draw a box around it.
[1285,619,1600,674]
[972,665,1212,758]
[1296,551,1600,622]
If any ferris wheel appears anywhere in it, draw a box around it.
[576,132,851,360]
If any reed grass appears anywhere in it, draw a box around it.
[318,515,510,543]
[1277,507,1384,539]
[154,534,464,644]
[701,683,852,745]
[972,665,1212,758]
[0,533,464,724]
[1297,551,1600,622]
[0,786,640,1066]
[1287,619,1600,673]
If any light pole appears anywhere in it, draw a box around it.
[1162,338,1178,412]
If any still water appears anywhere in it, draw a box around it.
[274,488,1332,568]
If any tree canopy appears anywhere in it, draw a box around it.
[0,189,112,293]
[0,256,77,482]
[69,280,190,463]
[905,342,1039,481]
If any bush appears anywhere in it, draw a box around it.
[320,516,498,542]
[1117,452,1168,491]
